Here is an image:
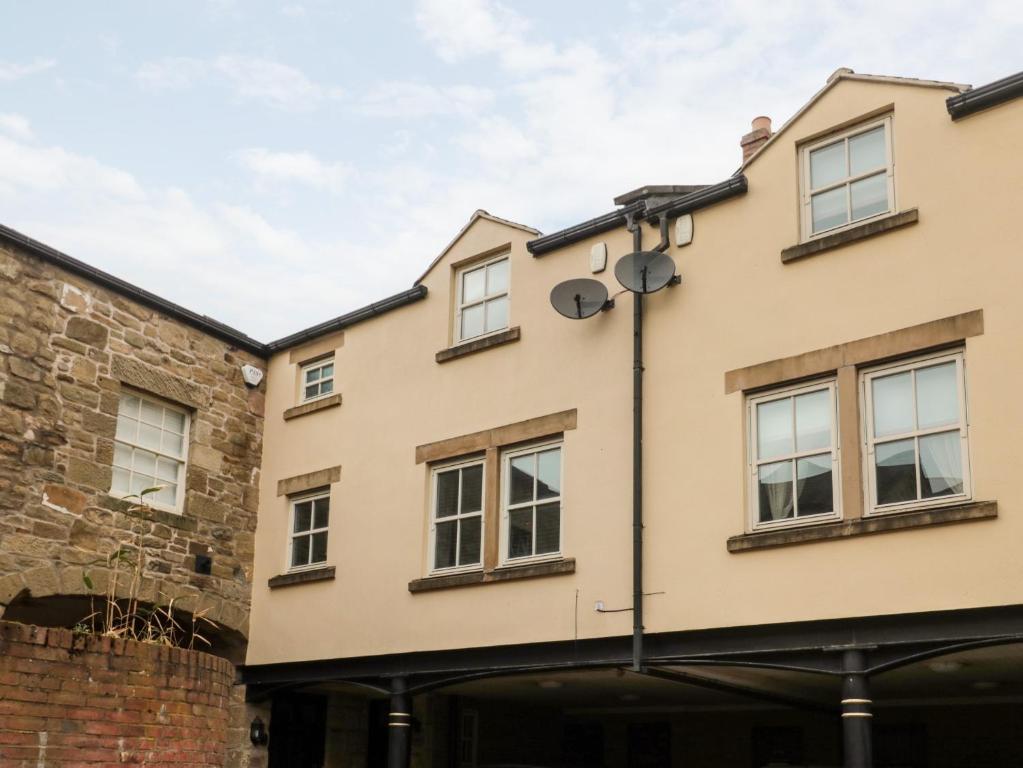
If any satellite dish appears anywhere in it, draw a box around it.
[614,251,677,294]
[550,278,609,320]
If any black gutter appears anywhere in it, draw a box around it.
[946,70,1023,120]
[0,223,268,357]
[527,201,646,256]
[643,174,748,221]
[266,284,428,351]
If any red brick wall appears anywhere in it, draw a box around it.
[0,620,235,766]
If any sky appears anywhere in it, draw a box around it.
[1,0,1020,340]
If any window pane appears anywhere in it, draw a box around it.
[436,470,459,518]
[796,455,833,516]
[120,394,141,417]
[458,516,481,565]
[485,296,508,333]
[313,498,330,529]
[113,443,132,469]
[795,390,831,452]
[162,431,184,458]
[811,187,848,233]
[486,259,509,294]
[319,379,334,396]
[156,483,177,507]
[876,439,917,505]
[164,410,186,434]
[292,535,310,568]
[294,501,312,533]
[535,503,560,554]
[321,363,333,378]
[850,172,888,221]
[140,400,164,427]
[462,267,486,303]
[509,455,535,504]
[112,467,130,494]
[156,457,178,482]
[435,520,457,569]
[809,140,846,189]
[138,423,161,451]
[757,398,793,460]
[133,449,156,476]
[508,508,533,558]
[460,465,483,513]
[919,431,963,498]
[460,304,485,340]
[130,473,155,496]
[116,415,137,442]
[306,366,321,383]
[849,126,885,176]
[311,532,328,564]
[536,448,561,499]
[916,362,958,430]
[872,371,914,437]
[758,460,794,523]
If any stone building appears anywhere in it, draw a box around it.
[0,225,267,765]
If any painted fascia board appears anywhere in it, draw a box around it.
[739,70,971,173]
[414,210,541,286]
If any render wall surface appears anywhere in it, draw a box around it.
[0,620,234,766]
[249,79,1023,665]
[0,242,265,645]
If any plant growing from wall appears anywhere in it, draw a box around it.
[79,486,215,649]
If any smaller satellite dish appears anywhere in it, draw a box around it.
[614,251,677,294]
[550,278,609,320]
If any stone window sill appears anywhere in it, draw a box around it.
[268,566,336,589]
[283,393,342,421]
[99,494,197,532]
[781,208,919,264]
[408,557,574,593]
[727,500,996,553]
[436,327,520,364]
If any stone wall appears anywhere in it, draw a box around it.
[0,241,265,644]
[0,620,234,766]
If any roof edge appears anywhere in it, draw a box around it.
[527,201,646,257]
[947,69,1023,120]
[0,222,269,357]
[266,284,428,352]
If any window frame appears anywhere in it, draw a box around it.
[287,489,331,573]
[800,115,895,242]
[499,439,564,566]
[459,709,479,768]
[429,457,486,575]
[299,356,336,403]
[454,254,511,344]
[110,389,191,515]
[861,349,971,517]
[746,379,842,532]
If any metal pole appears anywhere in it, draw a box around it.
[387,676,412,768]
[628,218,644,673]
[841,649,873,768]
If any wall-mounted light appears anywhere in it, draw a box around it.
[250,717,269,746]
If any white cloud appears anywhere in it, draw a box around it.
[234,148,351,191]
[0,58,56,81]
[357,82,493,118]
[135,55,342,110]
[0,114,33,141]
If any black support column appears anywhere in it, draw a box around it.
[387,676,412,768]
[841,649,873,768]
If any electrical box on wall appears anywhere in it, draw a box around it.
[590,242,608,273]
[675,214,694,247]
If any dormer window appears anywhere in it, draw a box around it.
[455,255,509,343]
[801,116,894,239]
[301,358,334,402]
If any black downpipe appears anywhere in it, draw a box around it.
[626,214,644,673]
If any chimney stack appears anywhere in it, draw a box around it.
[740,116,772,163]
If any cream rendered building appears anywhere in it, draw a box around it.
[242,69,1023,768]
